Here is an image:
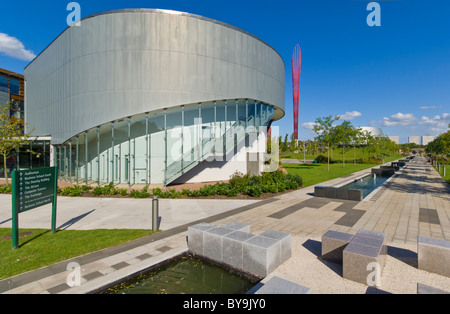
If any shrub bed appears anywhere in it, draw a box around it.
[0,170,303,199]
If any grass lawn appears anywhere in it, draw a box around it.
[281,162,380,187]
[434,163,450,184]
[0,228,156,280]
[281,154,403,187]
[281,147,403,164]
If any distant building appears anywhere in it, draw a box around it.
[0,68,24,130]
[422,136,435,146]
[408,136,421,145]
[359,127,383,137]
[388,136,399,144]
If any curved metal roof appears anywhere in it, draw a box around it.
[25,8,284,69]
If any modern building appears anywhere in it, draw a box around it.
[421,136,435,146]
[0,68,25,130]
[359,127,384,137]
[24,9,285,186]
[388,136,399,144]
[0,68,51,178]
[408,136,421,145]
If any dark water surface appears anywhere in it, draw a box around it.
[101,255,257,294]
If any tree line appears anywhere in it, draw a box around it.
[276,115,400,171]
[425,130,450,161]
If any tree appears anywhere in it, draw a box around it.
[359,130,373,162]
[352,127,363,165]
[290,133,298,152]
[426,131,450,160]
[0,101,33,184]
[333,120,355,168]
[313,115,340,171]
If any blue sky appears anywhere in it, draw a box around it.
[1,0,449,143]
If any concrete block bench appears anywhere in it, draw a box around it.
[371,168,395,177]
[418,236,450,278]
[342,229,387,285]
[188,222,292,278]
[314,186,363,201]
[259,230,292,263]
[417,283,450,294]
[203,226,236,261]
[187,222,216,255]
[222,230,256,270]
[321,230,354,264]
[380,165,399,171]
[246,274,311,294]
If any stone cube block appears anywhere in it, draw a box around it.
[187,222,216,255]
[243,235,280,277]
[259,230,292,263]
[249,276,311,294]
[203,226,234,262]
[325,187,337,198]
[222,230,256,270]
[336,188,349,200]
[222,222,251,233]
[321,230,354,264]
[348,189,363,201]
[417,283,450,294]
[314,186,326,197]
[342,229,387,285]
[343,242,382,285]
[418,236,450,278]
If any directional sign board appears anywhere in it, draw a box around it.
[11,167,58,249]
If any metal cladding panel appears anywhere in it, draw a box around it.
[25,9,285,144]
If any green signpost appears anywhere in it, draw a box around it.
[11,166,58,249]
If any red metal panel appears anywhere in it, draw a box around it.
[292,44,301,140]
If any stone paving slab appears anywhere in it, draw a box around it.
[1,156,450,294]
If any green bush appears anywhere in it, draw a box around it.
[54,170,303,200]
[130,185,150,198]
[0,184,12,193]
[314,155,330,164]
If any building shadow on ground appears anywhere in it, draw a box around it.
[58,209,96,230]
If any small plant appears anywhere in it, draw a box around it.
[0,184,12,193]
[130,185,150,198]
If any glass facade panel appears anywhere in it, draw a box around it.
[183,105,200,162]
[10,78,19,95]
[148,111,165,184]
[114,119,129,184]
[237,99,247,129]
[58,98,276,186]
[0,75,8,93]
[130,115,147,184]
[166,108,182,167]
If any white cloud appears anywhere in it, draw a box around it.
[418,113,450,135]
[338,111,362,120]
[419,105,442,110]
[380,112,417,127]
[301,122,318,130]
[0,33,36,61]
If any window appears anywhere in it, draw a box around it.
[0,75,8,93]
[10,78,19,95]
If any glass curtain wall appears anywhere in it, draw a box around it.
[55,99,275,185]
[0,140,51,178]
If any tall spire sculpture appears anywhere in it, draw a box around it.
[292,44,301,140]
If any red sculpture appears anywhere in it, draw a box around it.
[292,44,301,140]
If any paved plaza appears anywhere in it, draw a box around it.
[1,156,449,294]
